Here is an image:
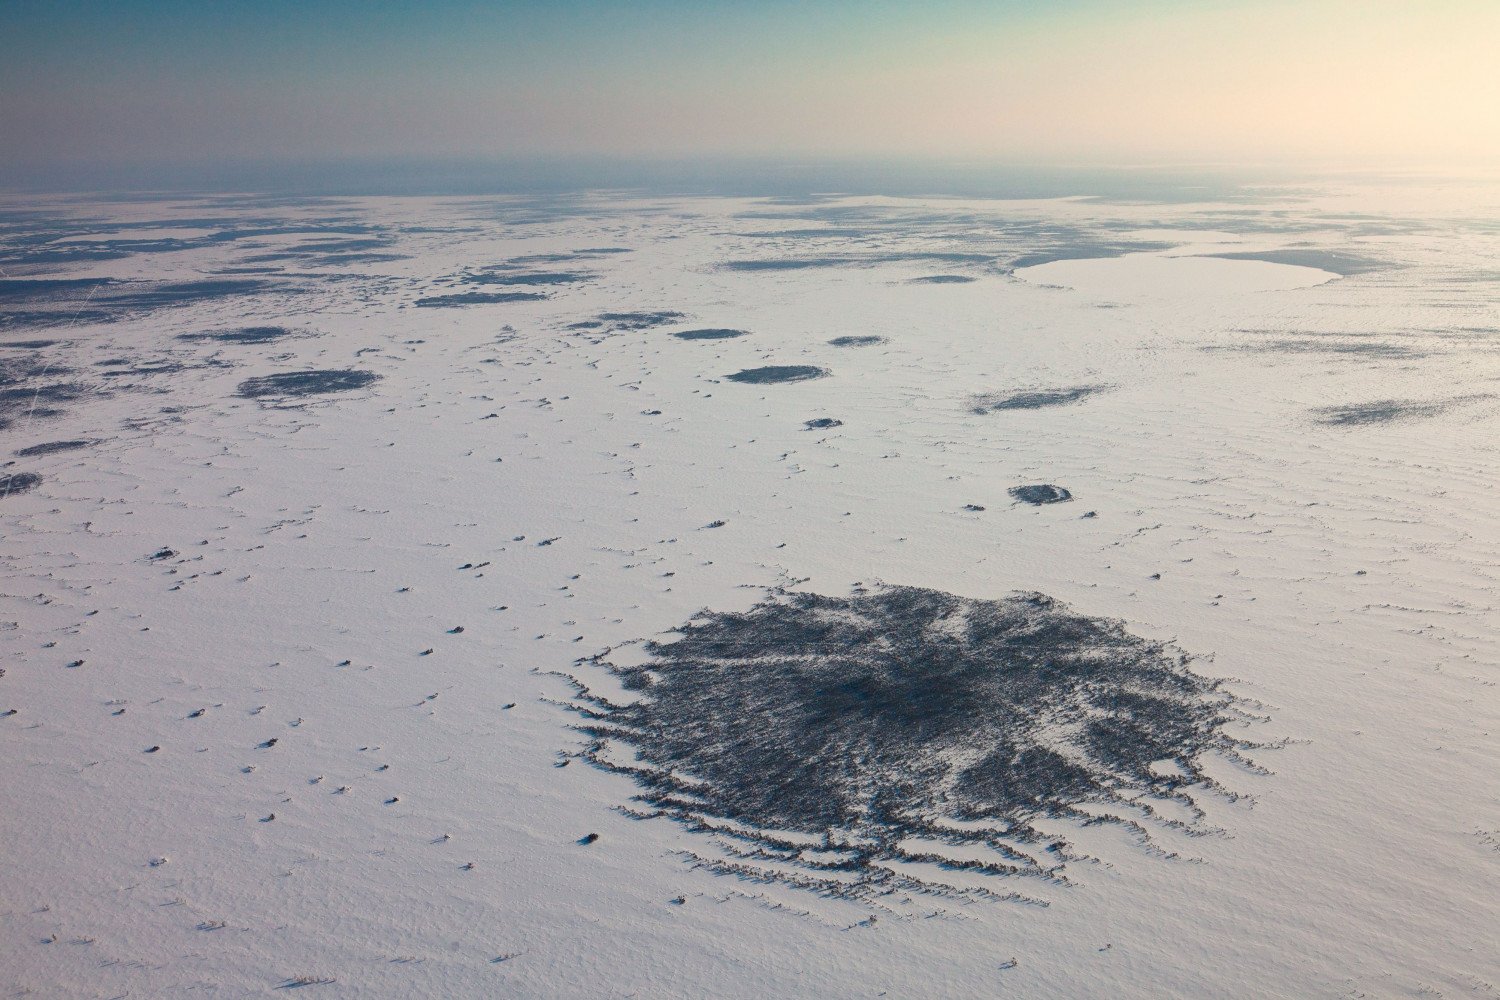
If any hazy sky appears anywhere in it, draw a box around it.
[3,0,1497,169]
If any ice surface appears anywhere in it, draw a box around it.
[2,179,1499,998]
[1015,252,1339,296]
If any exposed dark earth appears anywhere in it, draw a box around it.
[573,585,1255,900]
[673,328,748,341]
[726,365,830,385]
[236,369,381,399]
[1010,484,1073,505]
[971,386,1111,413]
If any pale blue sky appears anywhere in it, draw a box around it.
[3,1,1497,171]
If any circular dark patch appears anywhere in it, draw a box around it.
[236,369,380,399]
[1,471,42,496]
[571,585,1255,900]
[803,417,843,429]
[725,365,829,385]
[827,335,887,347]
[1010,484,1072,505]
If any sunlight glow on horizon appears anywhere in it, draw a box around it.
[2,0,1497,171]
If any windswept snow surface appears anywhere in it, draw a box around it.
[3,179,1500,997]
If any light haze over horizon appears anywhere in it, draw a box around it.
[3,0,1498,187]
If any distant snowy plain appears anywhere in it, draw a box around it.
[3,178,1499,997]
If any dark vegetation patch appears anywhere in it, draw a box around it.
[236,369,380,399]
[0,277,285,325]
[726,365,830,385]
[1,471,42,496]
[97,358,233,380]
[0,278,116,302]
[909,275,977,284]
[503,248,631,264]
[737,227,877,239]
[95,279,280,309]
[1,382,97,411]
[828,335,887,347]
[0,223,391,273]
[570,585,1259,900]
[462,271,592,286]
[1,349,64,387]
[178,326,299,345]
[1010,484,1073,505]
[1312,395,1486,426]
[970,385,1111,413]
[15,439,93,457]
[286,238,392,254]
[0,348,93,428]
[414,291,547,307]
[1,340,58,349]
[0,309,118,330]
[0,247,132,269]
[302,252,406,265]
[672,329,748,341]
[1207,338,1424,360]
[722,252,994,272]
[804,417,843,429]
[597,311,687,330]
[238,251,327,264]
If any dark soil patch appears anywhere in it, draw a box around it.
[598,311,687,330]
[1312,397,1483,426]
[98,359,232,379]
[0,278,116,303]
[1,471,42,496]
[0,382,93,427]
[1010,484,1072,505]
[15,439,93,457]
[178,326,298,345]
[571,585,1255,900]
[1207,338,1423,360]
[721,252,995,272]
[971,385,1110,413]
[106,280,281,309]
[463,271,591,286]
[726,365,830,385]
[415,292,547,307]
[673,329,748,341]
[236,369,380,399]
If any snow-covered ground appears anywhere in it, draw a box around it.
[3,177,1499,997]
